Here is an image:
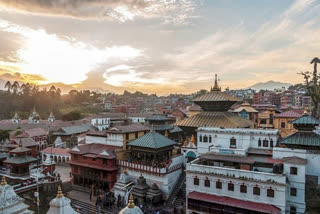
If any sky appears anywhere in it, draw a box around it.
[0,0,318,95]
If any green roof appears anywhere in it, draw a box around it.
[280,131,320,147]
[291,115,320,125]
[128,132,176,149]
[146,114,169,121]
[4,156,37,164]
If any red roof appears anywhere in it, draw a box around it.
[69,143,118,159]
[68,160,117,171]
[41,147,70,156]
[24,128,47,137]
[275,110,302,118]
[188,192,281,214]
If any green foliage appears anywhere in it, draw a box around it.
[62,111,82,121]
[0,130,9,141]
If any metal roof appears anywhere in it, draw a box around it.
[280,131,320,147]
[291,115,320,125]
[4,156,37,164]
[146,114,169,121]
[128,132,176,149]
[175,111,252,128]
[193,91,241,102]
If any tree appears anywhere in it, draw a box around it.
[4,81,11,93]
[12,81,20,94]
[299,57,320,118]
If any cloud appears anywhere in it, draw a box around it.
[0,0,198,25]
[0,19,142,85]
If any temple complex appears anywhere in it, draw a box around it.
[0,176,33,214]
[3,141,37,180]
[46,185,78,214]
[118,131,184,200]
[176,74,252,135]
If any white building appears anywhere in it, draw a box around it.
[128,113,153,124]
[91,117,111,131]
[185,126,307,214]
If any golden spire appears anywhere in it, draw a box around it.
[0,176,7,185]
[165,130,168,137]
[190,134,196,143]
[211,73,221,91]
[56,185,64,198]
[128,194,135,208]
[303,108,308,115]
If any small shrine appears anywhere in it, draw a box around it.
[28,107,40,124]
[4,141,37,177]
[48,112,55,123]
[42,156,56,175]
[0,176,33,213]
[146,183,162,204]
[46,185,79,214]
[113,170,134,203]
[11,112,20,124]
[131,174,149,204]
[119,194,143,214]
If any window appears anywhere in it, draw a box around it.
[253,186,260,195]
[216,181,222,189]
[230,138,237,149]
[135,132,138,138]
[204,179,210,187]
[73,154,78,160]
[74,166,78,173]
[209,136,212,143]
[228,183,234,191]
[290,167,298,175]
[103,159,107,165]
[194,177,199,186]
[281,122,286,128]
[270,139,274,147]
[263,139,268,147]
[258,139,261,147]
[269,114,274,124]
[126,133,129,140]
[200,135,203,142]
[290,206,296,214]
[203,135,208,143]
[92,158,96,161]
[240,184,247,193]
[260,119,267,124]
[290,188,297,197]
[267,188,274,198]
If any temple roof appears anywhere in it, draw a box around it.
[175,111,252,128]
[193,91,241,103]
[279,131,320,147]
[275,110,302,118]
[233,102,258,113]
[128,131,176,149]
[291,114,320,125]
[4,156,37,164]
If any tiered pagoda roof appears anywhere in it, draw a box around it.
[131,174,149,199]
[280,113,320,148]
[176,74,252,130]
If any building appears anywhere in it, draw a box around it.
[53,124,93,142]
[186,105,201,118]
[128,113,153,124]
[113,170,134,204]
[69,143,118,192]
[41,147,71,163]
[273,110,303,137]
[257,105,276,129]
[90,113,128,131]
[232,102,259,127]
[145,114,174,135]
[0,176,33,213]
[46,185,78,214]
[12,128,48,151]
[118,131,184,200]
[176,74,252,136]
[185,126,308,214]
[3,142,37,180]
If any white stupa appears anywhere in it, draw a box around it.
[28,107,40,124]
[46,185,78,214]
[0,176,33,214]
[11,112,20,124]
[119,194,143,214]
[48,112,55,123]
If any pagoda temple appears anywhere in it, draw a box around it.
[279,113,320,149]
[176,74,252,135]
[146,183,162,204]
[3,141,37,179]
[46,185,78,214]
[0,176,33,213]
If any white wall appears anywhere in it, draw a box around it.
[85,134,123,147]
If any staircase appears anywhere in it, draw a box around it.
[71,198,116,214]
[166,170,186,210]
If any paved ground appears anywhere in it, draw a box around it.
[55,164,71,182]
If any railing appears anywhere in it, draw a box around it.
[187,161,286,185]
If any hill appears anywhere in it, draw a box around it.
[247,81,292,91]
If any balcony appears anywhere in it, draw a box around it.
[187,159,286,185]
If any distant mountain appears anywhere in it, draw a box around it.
[247,81,292,91]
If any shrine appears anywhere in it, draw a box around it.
[131,174,149,204]
[119,194,143,214]
[113,170,134,204]
[46,185,78,214]
[4,141,37,178]
[146,183,162,204]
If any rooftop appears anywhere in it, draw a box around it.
[41,147,70,156]
[280,131,320,147]
[70,143,117,159]
[146,114,169,121]
[107,123,150,133]
[128,131,176,149]
[291,114,320,125]
[200,152,255,164]
[274,110,302,118]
